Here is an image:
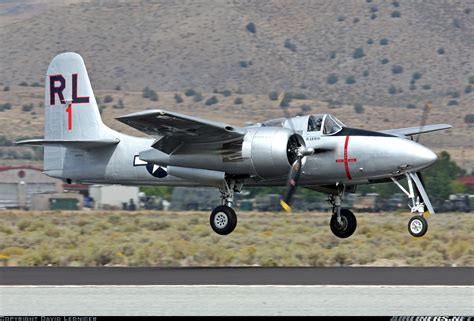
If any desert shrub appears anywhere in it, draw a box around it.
[268,91,278,101]
[220,89,231,97]
[185,89,197,96]
[450,91,460,98]
[337,16,345,22]
[205,96,218,106]
[329,51,336,59]
[464,114,474,123]
[234,97,243,105]
[115,85,121,91]
[452,18,462,29]
[353,18,359,24]
[239,61,248,68]
[367,38,373,45]
[354,103,364,114]
[391,65,403,74]
[422,84,432,90]
[391,10,401,18]
[3,86,9,91]
[381,58,389,64]
[465,8,471,14]
[103,95,113,103]
[469,76,474,85]
[19,82,28,86]
[327,73,338,85]
[246,22,256,33]
[380,38,389,45]
[346,76,356,84]
[363,70,369,77]
[0,103,12,111]
[284,38,297,52]
[465,85,473,94]
[406,104,416,109]
[371,13,377,20]
[352,47,364,59]
[290,93,307,100]
[370,5,378,12]
[409,84,416,91]
[31,82,41,87]
[113,99,124,109]
[174,94,183,104]
[300,104,311,112]
[193,93,203,102]
[437,47,445,55]
[22,104,34,112]
[392,1,400,7]
[279,96,291,108]
[388,85,397,95]
[447,100,458,106]
[412,72,422,80]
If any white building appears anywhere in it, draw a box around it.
[89,185,140,210]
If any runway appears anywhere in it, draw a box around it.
[1,267,473,315]
[1,267,473,285]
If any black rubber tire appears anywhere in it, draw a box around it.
[210,205,237,235]
[408,215,428,237]
[330,208,357,238]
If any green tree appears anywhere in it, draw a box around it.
[140,186,173,199]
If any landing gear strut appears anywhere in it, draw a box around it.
[209,179,241,235]
[328,193,357,238]
[392,173,433,237]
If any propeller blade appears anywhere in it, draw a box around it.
[280,156,303,213]
[416,101,432,143]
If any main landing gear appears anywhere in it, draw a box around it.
[392,172,433,238]
[209,179,241,235]
[328,193,357,238]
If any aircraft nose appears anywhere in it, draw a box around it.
[409,141,438,170]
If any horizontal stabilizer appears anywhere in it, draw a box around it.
[15,138,120,148]
[380,124,452,137]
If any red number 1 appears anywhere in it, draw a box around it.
[66,103,72,130]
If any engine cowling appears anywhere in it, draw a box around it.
[244,126,304,178]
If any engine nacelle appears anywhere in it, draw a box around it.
[243,126,304,178]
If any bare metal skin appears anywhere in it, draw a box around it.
[17,53,451,238]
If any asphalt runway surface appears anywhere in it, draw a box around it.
[1,267,473,285]
[1,267,473,315]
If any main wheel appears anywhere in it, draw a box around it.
[210,205,237,235]
[330,208,357,238]
[408,215,428,237]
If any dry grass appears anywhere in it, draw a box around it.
[0,210,472,267]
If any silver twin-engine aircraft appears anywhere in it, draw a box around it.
[17,53,452,238]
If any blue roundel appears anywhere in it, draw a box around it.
[146,163,168,178]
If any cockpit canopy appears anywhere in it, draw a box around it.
[308,114,345,135]
[261,113,345,135]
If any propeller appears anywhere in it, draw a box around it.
[277,92,315,212]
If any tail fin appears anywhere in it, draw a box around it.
[17,52,118,172]
[44,52,105,141]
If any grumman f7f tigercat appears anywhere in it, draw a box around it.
[17,53,452,238]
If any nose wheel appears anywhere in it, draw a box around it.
[210,205,237,235]
[408,215,428,237]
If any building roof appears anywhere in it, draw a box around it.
[458,176,474,186]
[0,165,42,172]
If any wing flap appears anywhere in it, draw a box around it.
[380,124,452,137]
[116,109,246,144]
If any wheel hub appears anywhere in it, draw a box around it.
[214,212,228,229]
[336,216,348,231]
[410,219,423,234]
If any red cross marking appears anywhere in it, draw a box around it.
[335,136,357,180]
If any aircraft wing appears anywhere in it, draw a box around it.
[379,124,452,137]
[117,109,247,153]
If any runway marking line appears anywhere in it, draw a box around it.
[1,285,473,289]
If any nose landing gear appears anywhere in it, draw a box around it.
[392,172,434,237]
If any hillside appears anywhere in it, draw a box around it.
[0,0,472,170]
[0,0,473,108]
